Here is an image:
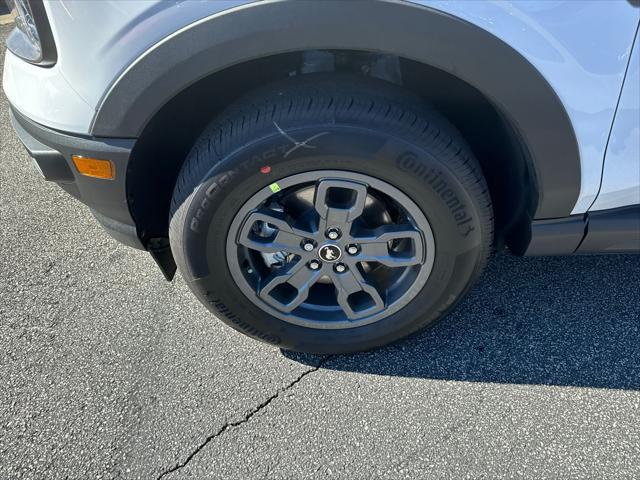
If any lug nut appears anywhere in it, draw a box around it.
[303,241,315,252]
[347,245,359,255]
[326,228,341,240]
[308,260,321,270]
[334,263,347,273]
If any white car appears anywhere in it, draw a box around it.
[4,0,639,353]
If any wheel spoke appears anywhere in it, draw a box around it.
[354,224,424,267]
[331,267,385,320]
[237,208,311,254]
[314,179,368,232]
[259,260,322,312]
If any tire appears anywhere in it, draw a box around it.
[169,75,493,354]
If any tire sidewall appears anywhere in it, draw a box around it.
[170,125,487,353]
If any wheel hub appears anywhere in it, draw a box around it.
[318,244,342,263]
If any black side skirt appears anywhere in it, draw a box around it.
[525,205,640,256]
[577,205,640,254]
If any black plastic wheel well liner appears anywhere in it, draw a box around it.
[93,0,581,219]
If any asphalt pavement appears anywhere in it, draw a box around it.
[1,24,639,479]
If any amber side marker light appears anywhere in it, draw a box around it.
[71,155,115,180]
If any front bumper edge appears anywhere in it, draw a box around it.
[10,107,144,250]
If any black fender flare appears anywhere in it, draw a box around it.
[91,0,581,218]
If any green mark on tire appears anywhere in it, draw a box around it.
[269,182,281,193]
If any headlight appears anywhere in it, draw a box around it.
[10,0,41,61]
[5,0,57,66]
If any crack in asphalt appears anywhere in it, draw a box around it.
[156,355,331,479]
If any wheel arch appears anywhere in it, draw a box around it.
[97,0,581,241]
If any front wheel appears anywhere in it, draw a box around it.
[169,76,493,354]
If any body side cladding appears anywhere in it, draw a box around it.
[524,205,640,256]
[577,205,640,254]
[91,0,581,219]
[523,216,587,256]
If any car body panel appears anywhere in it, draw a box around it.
[43,0,251,110]
[420,1,638,214]
[4,0,250,132]
[87,0,583,219]
[591,27,640,212]
[2,0,639,217]
[2,49,94,132]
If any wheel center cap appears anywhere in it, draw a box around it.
[318,244,342,263]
